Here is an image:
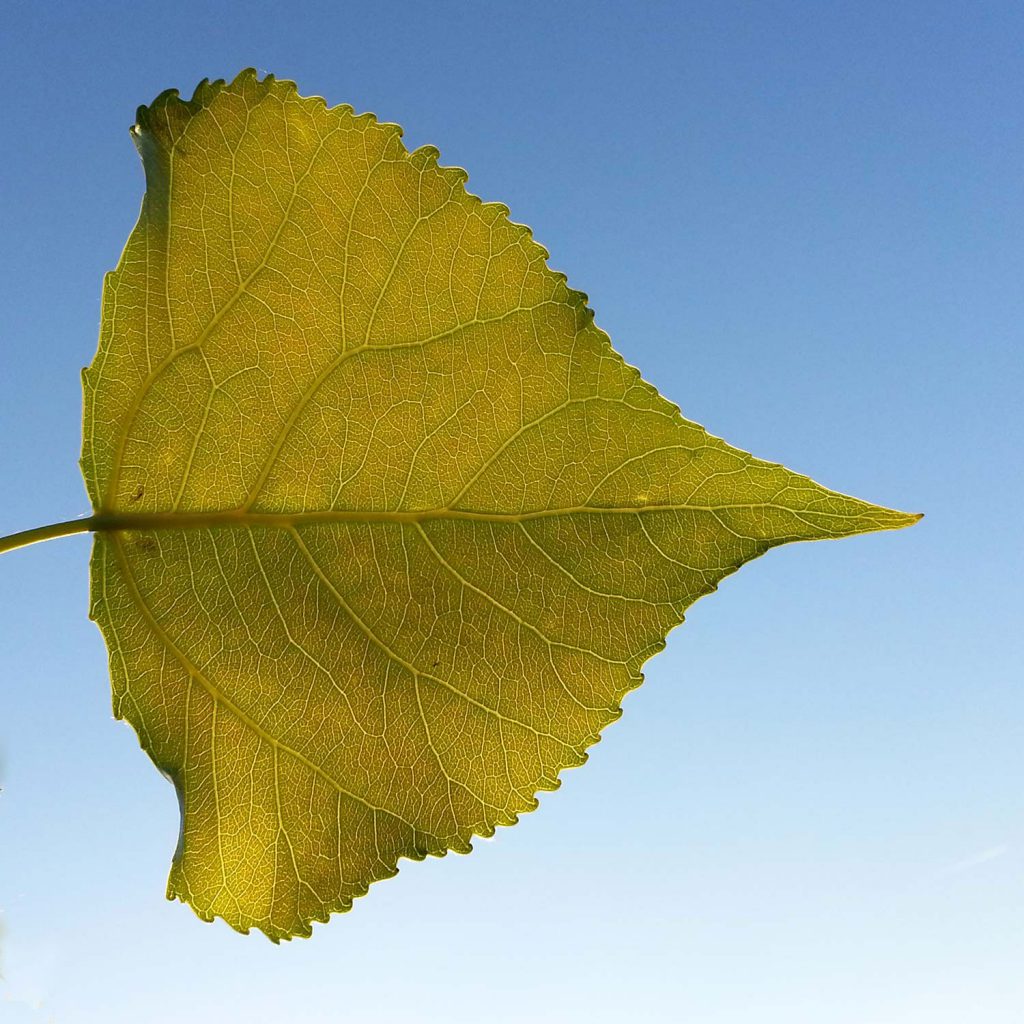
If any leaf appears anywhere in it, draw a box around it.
[80,70,918,940]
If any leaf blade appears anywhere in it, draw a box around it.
[82,70,917,939]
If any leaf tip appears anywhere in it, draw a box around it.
[864,503,924,534]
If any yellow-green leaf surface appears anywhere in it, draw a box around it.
[81,70,918,940]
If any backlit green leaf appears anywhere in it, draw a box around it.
[80,70,918,940]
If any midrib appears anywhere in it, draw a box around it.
[87,503,738,532]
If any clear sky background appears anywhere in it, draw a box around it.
[0,2,1020,1021]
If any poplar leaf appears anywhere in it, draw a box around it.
[81,70,918,940]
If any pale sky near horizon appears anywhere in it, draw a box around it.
[1,2,1021,1021]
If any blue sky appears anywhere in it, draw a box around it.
[1,1,1021,1020]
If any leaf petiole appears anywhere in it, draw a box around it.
[0,516,99,556]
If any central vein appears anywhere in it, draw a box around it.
[90,503,715,532]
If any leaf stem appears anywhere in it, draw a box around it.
[0,499,922,559]
[0,516,99,556]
